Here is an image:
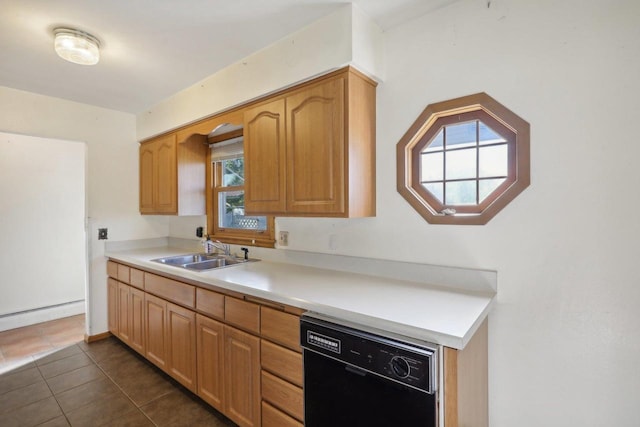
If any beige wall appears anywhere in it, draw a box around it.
[142,0,640,425]
[375,1,640,425]
[135,4,384,140]
[2,0,638,424]
[0,86,169,335]
[0,132,85,321]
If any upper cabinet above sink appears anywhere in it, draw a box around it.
[139,66,376,218]
[244,68,377,218]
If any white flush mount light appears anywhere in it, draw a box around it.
[54,28,100,65]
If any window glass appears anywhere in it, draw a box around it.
[445,148,477,180]
[419,119,510,208]
[217,190,267,230]
[479,145,508,178]
[479,178,506,202]
[444,122,476,149]
[424,182,443,204]
[445,180,477,205]
[215,156,267,232]
[421,152,443,182]
[478,122,505,145]
[424,129,444,152]
[222,158,244,186]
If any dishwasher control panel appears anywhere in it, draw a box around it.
[301,313,437,394]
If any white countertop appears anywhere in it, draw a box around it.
[106,245,496,350]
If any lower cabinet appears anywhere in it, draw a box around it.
[107,278,119,336]
[224,325,261,427]
[108,261,301,427]
[259,307,304,425]
[167,302,197,392]
[145,293,168,371]
[196,314,225,412]
[112,280,145,356]
[262,401,303,427]
[144,293,197,393]
[129,288,146,355]
[117,283,131,343]
[196,314,262,427]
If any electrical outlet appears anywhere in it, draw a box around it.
[98,228,108,240]
[279,231,289,246]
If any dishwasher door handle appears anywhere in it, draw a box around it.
[345,364,367,377]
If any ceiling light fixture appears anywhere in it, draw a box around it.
[53,27,100,65]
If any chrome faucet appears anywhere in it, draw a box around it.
[203,236,230,256]
[211,240,231,256]
[203,237,215,254]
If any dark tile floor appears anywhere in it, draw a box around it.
[0,321,235,426]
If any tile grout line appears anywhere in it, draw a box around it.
[79,343,159,427]
[35,354,73,427]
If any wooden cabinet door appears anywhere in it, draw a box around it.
[244,98,287,214]
[224,326,261,427]
[140,134,177,214]
[285,76,346,214]
[144,293,168,371]
[262,401,303,427]
[167,302,197,392]
[155,134,177,213]
[107,278,119,335]
[117,282,131,344]
[129,287,146,355]
[196,314,225,412]
[139,141,156,213]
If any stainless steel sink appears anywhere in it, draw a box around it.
[153,253,220,266]
[151,253,257,271]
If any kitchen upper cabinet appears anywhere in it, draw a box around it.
[244,67,376,217]
[139,132,208,215]
[244,99,287,214]
[286,74,345,215]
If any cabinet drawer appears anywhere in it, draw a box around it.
[261,370,304,421]
[144,273,195,308]
[262,401,303,427]
[117,264,130,284]
[224,297,260,334]
[107,260,118,279]
[261,307,300,352]
[261,339,303,387]
[196,288,224,319]
[130,268,144,289]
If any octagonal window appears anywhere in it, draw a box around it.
[397,93,530,225]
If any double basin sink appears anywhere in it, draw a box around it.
[151,253,257,271]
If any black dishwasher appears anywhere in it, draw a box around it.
[300,313,438,427]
